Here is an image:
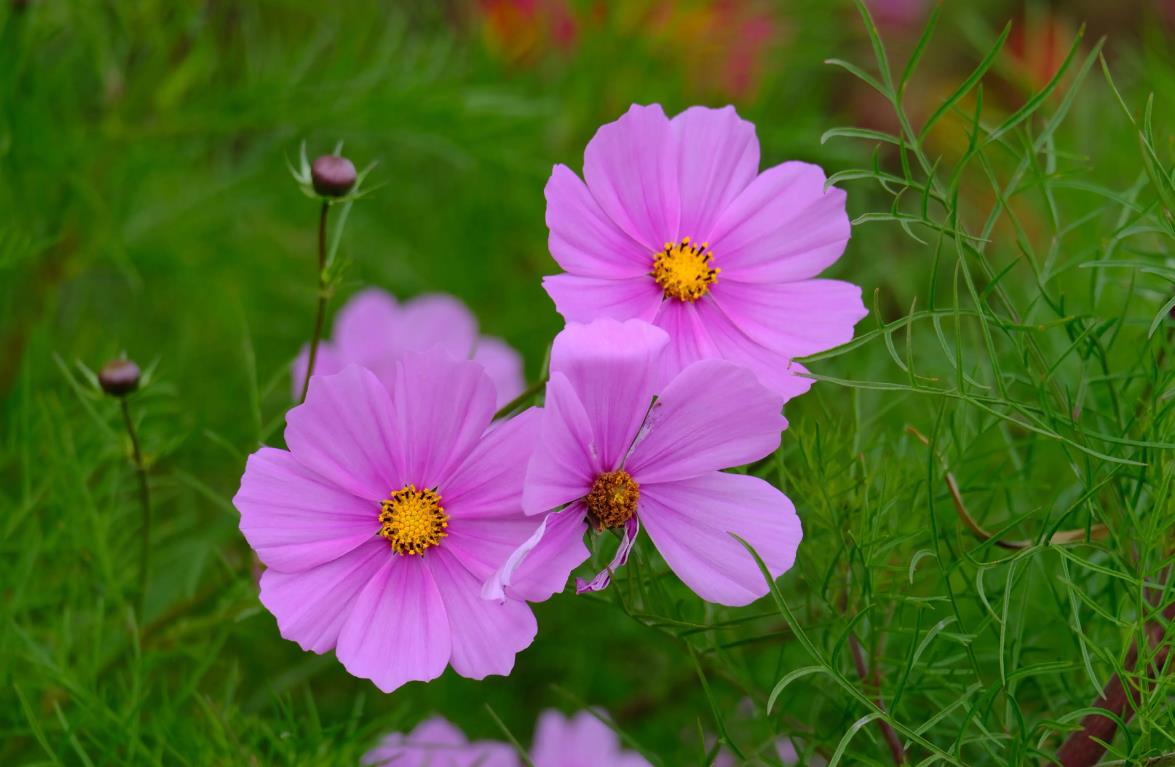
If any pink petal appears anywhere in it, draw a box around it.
[583,104,680,251]
[639,472,802,607]
[472,335,526,408]
[284,365,402,500]
[531,710,651,767]
[626,360,786,484]
[709,162,850,282]
[290,341,343,401]
[482,504,591,603]
[258,539,387,654]
[575,516,639,595]
[672,106,760,240]
[542,273,662,324]
[336,556,451,693]
[332,288,403,363]
[695,300,816,402]
[364,716,519,767]
[389,351,497,489]
[709,278,867,358]
[522,374,599,514]
[545,164,653,278]
[651,299,720,381]
[444,408,539,518]
[427,550,537,679]
[396,293,479,356]
[235,447,378,571]
[549,318,670,470]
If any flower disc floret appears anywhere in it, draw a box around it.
[586,470,639,530]
[378,484,448,555]
[652,237,718,301]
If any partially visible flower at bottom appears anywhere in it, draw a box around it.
[530,709,652,767]
[236,353,566,693]
[486,318,802,608]
[365,710,651,767]
[362,717,518,767]
[714,737,825,767]
[292,287,525,408]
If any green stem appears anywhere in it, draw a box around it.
[298,201,330,404]
[493,375,549,420]
[121,398,151,618]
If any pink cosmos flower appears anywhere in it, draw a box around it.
[486,318,802,607]
[236,353,569,693]
[542,104,866,400]
[530,710,652,767]
[363,717,518,767]
[292,287,525,408]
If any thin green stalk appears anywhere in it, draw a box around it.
[493,375,549,419]
[298,201,330,404]
[120,398,151,617]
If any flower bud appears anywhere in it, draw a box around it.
[311,155,357,198]
[99,359,141,397]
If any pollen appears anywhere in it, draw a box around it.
[651,236,719,302]
[378,484,449,556]
[586,470,640,531]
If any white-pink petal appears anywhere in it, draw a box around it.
[626,360,786,484]
[545,163,653,279]
[543,273,663,324]
[389,352,496,489]
[258,539,388,654]
[672,105,760,240]
[709,278,867,358]
[235,447,377,571]
[583,103,680,250]
[639,472,802,607]
[284,365,402,500]
[427,550,537,679]
[336,556,451,693]
[522,373,600,515]
[709,161,850,282]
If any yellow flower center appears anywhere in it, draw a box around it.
[378,484,448,556]
[651,237,719,302]
[586,470,640,531]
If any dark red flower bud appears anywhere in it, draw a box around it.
[99,359,141,396]
[311,155,357,198]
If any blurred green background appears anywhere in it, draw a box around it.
[2,0,1173,764]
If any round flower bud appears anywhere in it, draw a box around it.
[99,359,141,397]
[311,155,357,197]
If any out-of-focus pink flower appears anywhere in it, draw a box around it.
[363,717,518,767]
[479,0,578,65]
[542,104,866,401]
[237,354,561,693]
[1006,10,1076,94]
[865,0,927,29]
[486,318,802,607]
[292,288,525,408]
[530,710,652,767]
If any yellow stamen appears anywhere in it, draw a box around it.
[378,484,448,556]
[586,470,640,531]
[651,236,719,302]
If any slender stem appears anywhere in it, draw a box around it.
[493,374,549,420]
[1057,587,1175,767]
[849,632,906,766]
[121,398,152,617]
[298,201,330,404]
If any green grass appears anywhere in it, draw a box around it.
[2,1,1173,764]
